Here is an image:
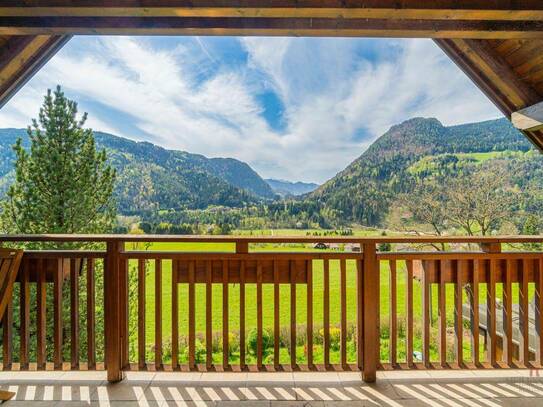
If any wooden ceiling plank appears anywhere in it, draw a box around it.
[1,16,543,39]
[512,101,543,131]
[3,1,543,21]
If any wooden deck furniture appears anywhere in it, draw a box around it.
[0,247,23,402]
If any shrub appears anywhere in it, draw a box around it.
[247,328,273,355]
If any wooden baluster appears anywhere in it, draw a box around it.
[290,260,297,370]
[362,243,378,383]
[172,259,179,370]
[323,259,330,369]
[137,259,146,369]
[503,259,513,366]
[155,259,162,369]
[340,258,347,368]
[356,258,363,370]
[37,258,46,369]
[455,260,464,366]
[104,241,124,382]
[469,260,480,366]
[206,260,213,369]
[537,258,543,366]
[222,260,229,369]
[520,259,530,365]
[87,258,96,369]
[273,260,280,369]
[70,258,79,369]
[54,259,63,369]
[2,300,12,369]
[406,260,414,367]
[239,261,246,370]
[487,259,497,366]
[306,260,313,369]
[422,261,431,368]
[389,260,397,366]
[19,261,29,369]
[438,260,446,367]
[120,257,129,369]
[256,262,263,369]
[188,261,195,370]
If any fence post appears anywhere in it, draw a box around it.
[105,240,125,383]
[362,242,379,383]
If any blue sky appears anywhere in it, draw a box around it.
[0,36,501,183]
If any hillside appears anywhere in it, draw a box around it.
[266,179,319,197]
[0,129,275,213]
[308,117,540,225]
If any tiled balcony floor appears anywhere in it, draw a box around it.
[2,370,543,406]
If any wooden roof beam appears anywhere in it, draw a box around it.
[512,101,543,131]
[0,34,70,109]
[2,17,543,39]
[2,1,543,21]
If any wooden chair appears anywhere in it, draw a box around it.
[0,248,23,402]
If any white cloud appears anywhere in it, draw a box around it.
[0,36,500,183]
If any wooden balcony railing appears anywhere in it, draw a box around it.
[0,235,542,383]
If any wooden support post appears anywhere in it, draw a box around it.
[105,240,125,383]
[362,243,379,383]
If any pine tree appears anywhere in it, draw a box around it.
[1,86,116,234]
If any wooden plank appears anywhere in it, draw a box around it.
[486,259,497,366]
[87,258,95,369]
[520,259,530,365]
[53,259,63,369]
[503,259,514,365]
[454,260,464,365]
[188,261,195,370]
[154,259,162,369]
[273,260,280,368]
[70,258,79,369]
[422,261,431,367]
[512,100,543,131]
[171,259,179,369]
[37,258,46,369]
[105,241,123,382]
[323,259,330,368]
[3,16,543,39]
[239,261,246,370]
[406,260,414,367]
[438,260,446,367]
[306,260,313,368]
[340,258,347,368]
[290,260,296,370]
[222,260,229,368]
[2,300,12,368]
[137,259,146,369]
[537,258,543,365]
[205,260,212,369]
[19,261,29,368]
[389,260,397,366]
[470,260,480,365]
[3,1,543,21]
[120,257,129,369]
[362,243,378,383]
[256,262,263,368]
[356,258,363,370]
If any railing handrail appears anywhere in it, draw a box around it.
[0,233,542,243]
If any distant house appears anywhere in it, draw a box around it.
[313,242,328,250]
[345,244,361,252]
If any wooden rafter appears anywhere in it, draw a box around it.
[2,1,543,21]
[0,34,70,109]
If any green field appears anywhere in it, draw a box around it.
[119,232,529,366]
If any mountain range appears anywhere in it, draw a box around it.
[265,179,319,197]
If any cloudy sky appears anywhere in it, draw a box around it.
[0,36,501,183]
